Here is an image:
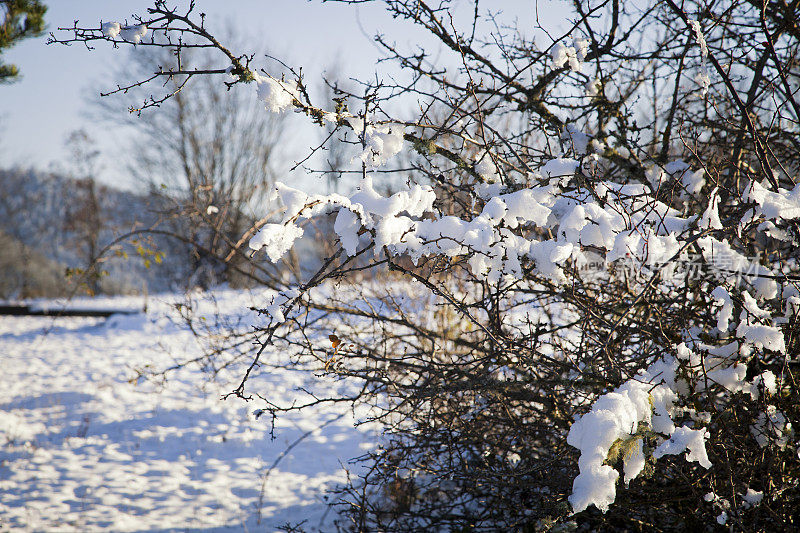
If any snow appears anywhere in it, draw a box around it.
[699,187,723,230]
[0,292,373,531]
[475,151,500,182]
[680,167,706,196]
[101,21,147,43]
[249,222,304,262]
[567,358,669,513]
[744,179,800,221]
[500,186,554,228]
[652,426,712,469]
[566,355,717,514]
[270,176,438,260]
[735,323,786,354]
[751,405,791,448]
[758,220,791,241]
[255,74,301,113]
[676,342,701,366]
[231,149,790,519]
[574,37,589,62]
[119,24,148,44]
[695,68,711,96]
[752,370,777,397]
[334,208,361,256]
[550,42,572,69]
[741,488,763,508]
[711,286,734,332]
[541,158,579,185]
[551,37,587,72]
[356,123,406,168]
[264,162,701,289]
[562,125,591,155]
[622,439,645,485]
[697,236,778,298]
[586,78,601,97]
[688,20,708,58]
[706,360,748,393]
[101,22,121,39]
[688,20,710,95]
[646,164,666,189]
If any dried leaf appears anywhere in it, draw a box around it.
[329,334,341,351]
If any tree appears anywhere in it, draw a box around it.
[53,1,800,530]
[0,165,67,298]
[96,38,289,289]
[0,0,46,82]
[63,129,105,295]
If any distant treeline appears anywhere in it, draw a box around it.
[0,167,191,298]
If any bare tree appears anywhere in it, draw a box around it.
[0,167,68,298]
[62,129,105,294]
[97,37,288,289]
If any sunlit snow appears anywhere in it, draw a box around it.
[0,291,373,531]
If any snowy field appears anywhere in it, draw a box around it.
[0,292,372,532]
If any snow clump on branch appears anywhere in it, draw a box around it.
[255,73,301,113]
[567,355,712,514]
[345,117,406,168]
[119,24,148,44]
[101,21,148,44]
[248,222,304,262]
[101,22,121,39]
[551,37,589,72]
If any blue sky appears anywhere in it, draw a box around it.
[0,1,565,190]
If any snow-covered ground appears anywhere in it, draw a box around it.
[0,291,372,532]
